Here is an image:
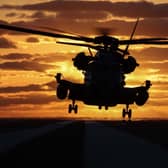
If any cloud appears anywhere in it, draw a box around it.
[30,11,47,18]
[0,1,167,37]
[0,37,17,48]
[26,37,39,43]
[17,0,168,37]
[57,10,108,21]
[109,2,168,18]
[131,48,168,74]
[148,99,168,106]
[0,84,42,93]
[150,81,168,90]
[0,17,168,37]
[0,60,55,72]
[136,18,168,36]
[43,80,56,90]
[6,12,17,17]
[11,17,168,37]
[4,1,167,18]
[0,80,56,93]
[15,11,52,20]
[33,53,72,63]
[0,53,32,60]
[142,62,168,73]
[0,94,56,106]
[131,47,168,61]
[0,52,71,63]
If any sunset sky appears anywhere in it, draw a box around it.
[0,0,167,120]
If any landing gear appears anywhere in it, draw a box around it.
[98,105,108,110]
[105,106,108,110]
[68,100,78,114]
[122,104,132,121]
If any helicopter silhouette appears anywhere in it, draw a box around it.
[0,19,168,120]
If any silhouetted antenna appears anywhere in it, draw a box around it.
[123,17,140,56]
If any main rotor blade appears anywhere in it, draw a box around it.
[0,23,93,42]
[36,25,81,37]
[1,23,167,46]
[120,38,168,44]
[119,40,168,45]
[57,41,101,50]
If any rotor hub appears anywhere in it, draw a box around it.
[94,36,119,46]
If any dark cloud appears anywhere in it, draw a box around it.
[43,80,56,89]
[131,47,168,61]
[0,37,17,48]
[26,37,39,43]
[4,1,167,18]
[148,100,168,106]
[150,81,168,90]
[152,81,168,86]
[99,18,168,36]
[14,11,50,19]
[13,17,168,37]
[131,47,168,75]
[18,13,27,18]
[110,2,168,18]
[0,1,167,37]
[33,53,72,63]
[17,11,55,20]
[142,62,168,73]
[0,94,56,106]
[0,52,71,62]
[136,18,168,37]
[0,17,168,37]
[31,11,47,18]
[0,53,32,60]
[57,10,108,21]
[0,61,55,72]
[6,12,17,17]
[0,80,56,93]
[0,84,43,93]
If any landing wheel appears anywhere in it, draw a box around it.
[68,104,72,113]
[122,105,132,121]
[122,109,126,118]
[74,105,78,114]
[105,106,108,110]
[128,109,132,121]
[68,100,78,114]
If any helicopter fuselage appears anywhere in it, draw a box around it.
[56,50,151,110]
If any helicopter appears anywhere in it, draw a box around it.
[0,19,168,120]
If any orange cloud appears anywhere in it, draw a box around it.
[0,93,56,106]
[0,60,56,72]
[26,37,39,43]
[0,53,32,59]
[0,37,16,48]
[0,80,55,93]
